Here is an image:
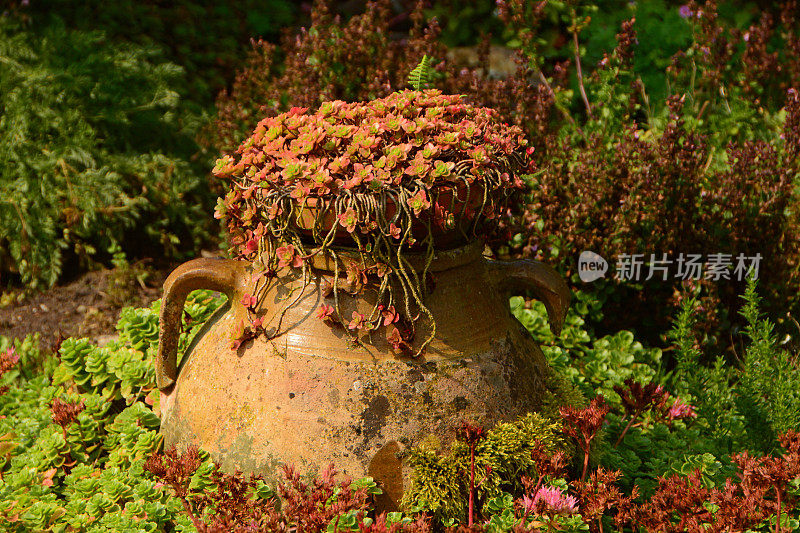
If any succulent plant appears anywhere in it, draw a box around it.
[0,291,224,532]
[213,89,532,355]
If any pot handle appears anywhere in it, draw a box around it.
[157,257,246,391]
[486,259,571,336]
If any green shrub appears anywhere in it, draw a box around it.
[15,0,298,106]
[0,14,213,289]
[514,277,800,501]
[667,275,800,456]
[736,275,800,445]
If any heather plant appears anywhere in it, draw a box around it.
[664,275,800,456]
[497,0,800,346]
[214,89,531,355]
[0,13,212,290]
[736,274,800,448]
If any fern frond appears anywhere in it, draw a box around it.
[408,55,435,91]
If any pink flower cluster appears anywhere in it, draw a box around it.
[0,346,18,374]
[522,486,579,516]
[667,397,696,421]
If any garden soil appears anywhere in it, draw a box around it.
[0,266,169,352]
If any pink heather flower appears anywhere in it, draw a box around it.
[521,493,536,515]
[654,384,671,403]
[679,5,692,18]
[668,397,697,420]
[526,486,579,516]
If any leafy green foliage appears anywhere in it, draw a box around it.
[52,290,223,405]
[14,0,298,106]
[510,290,662,404]
[0,334,57,383]
[0,290,223,531]
[659,275,800,460]
[513,278,800,506]
[0,14,212,289]
[736,274,800,445]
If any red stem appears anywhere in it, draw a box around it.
[573,28,593,119]
[533,474,544,499]
[580,445,590,484]
[614,411,640,448]
[775,486,782,533]
[180,496,204,532]
[468,444,476,527]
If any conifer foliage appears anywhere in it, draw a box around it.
[0,14,211,289]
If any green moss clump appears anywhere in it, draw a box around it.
[401,412,568,524]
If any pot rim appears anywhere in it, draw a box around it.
[305,238,485,274]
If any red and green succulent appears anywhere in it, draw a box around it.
[213,89,531,355]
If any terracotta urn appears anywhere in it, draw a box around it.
[156,239,570,509]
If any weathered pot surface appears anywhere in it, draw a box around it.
[156,240,570,510]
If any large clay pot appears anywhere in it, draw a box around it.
[156,240,569,510]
